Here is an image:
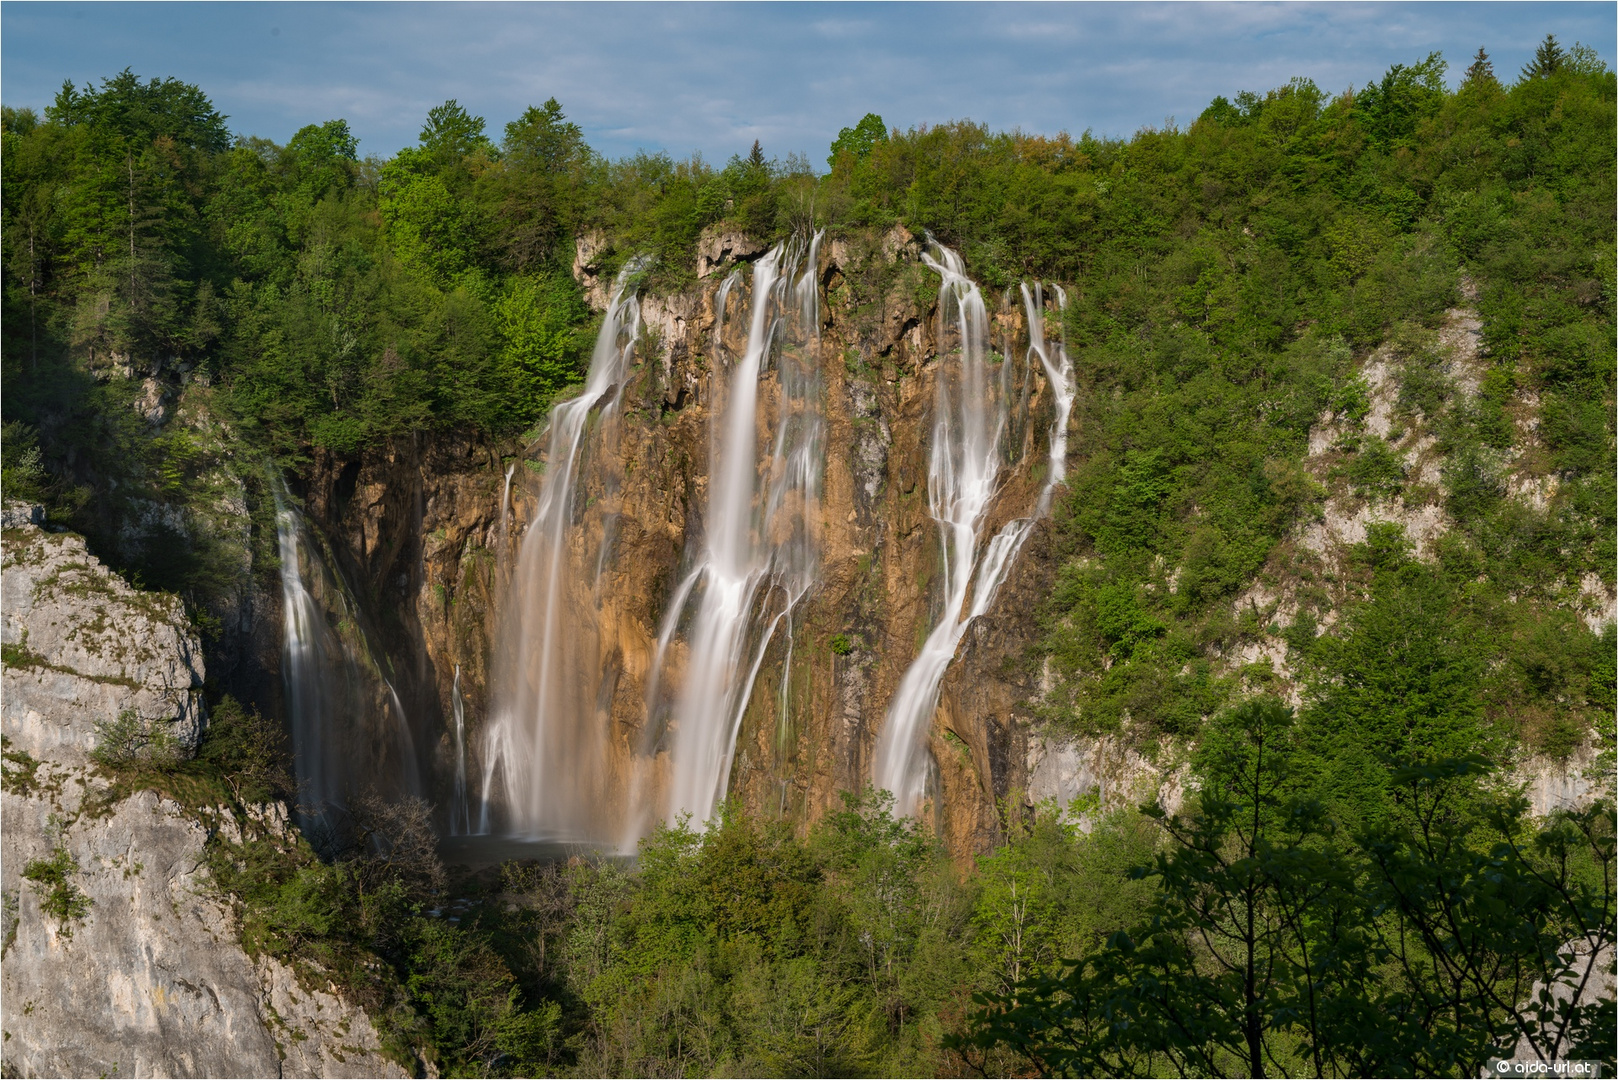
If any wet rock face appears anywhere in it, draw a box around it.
[2,507,207,766]
[0,507,402,1079]
[295,229,1071,855]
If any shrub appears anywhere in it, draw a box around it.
[91,708,180,768]
[22,817,91,934]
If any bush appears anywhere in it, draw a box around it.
[22,817,91,934]
[199,695,292,804]
[91,708,180,768]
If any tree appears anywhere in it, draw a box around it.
[1354,52,1448,151]
[953,706,1618,1078]
[1301,536,1493,831]
[284,119,358,201]
[1463,47,1498,88]
[954,699,1369,1078]
[492,99,593,271]
[1522,35,1566,80]
[828,112,888,167]
[419,99,492,162]
[502,98,586,174]
[1564,42,1610,77]
[47,68,229,154]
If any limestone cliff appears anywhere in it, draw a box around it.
[283,228,1605,859]
[1,505,402,1079]
[285,227,1083,857]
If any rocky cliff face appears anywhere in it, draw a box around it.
[2,504,207,767]
[1,504,402,1078]
[286,227,1098,857]
[286,227,1606,859]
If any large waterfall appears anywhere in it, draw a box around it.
[273,478,420,824]
[643,235,824,836]
[443,233,1073,844]
[479,265,644,839]
[872,245,1070,817]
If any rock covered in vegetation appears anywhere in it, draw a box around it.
[0,507,402,1078]
[2,504,206,766]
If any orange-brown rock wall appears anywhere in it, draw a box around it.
[296,227,1062,857]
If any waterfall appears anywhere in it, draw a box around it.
[1025,283,1074,515]
[273,482,343,816]
[272,477,420,823]
[648,234,824,833]
[871,242,1047,817]
[450,664,470,835]
[498,462,515,547]
[480,263,644,839]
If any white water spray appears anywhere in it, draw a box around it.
[273,482,342,815]
[480,264,645,838]
[872,242,1041,817]
[273,477,420,819]
[499,462,516,547]
[450,664,470,834]
[1025,283,1074,514]
[651,235,824,832]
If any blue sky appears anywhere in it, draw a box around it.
[3,2,1612,164]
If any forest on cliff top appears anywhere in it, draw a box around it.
[2,36,1615,1078]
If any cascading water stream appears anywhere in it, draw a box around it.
[871,241,1020,815]
[499,462,516,548]
[647,234,824,834]
[1025,283,1074,514]
[480,263,644,838]
[450,664,470,835]
[273,482,343,817]
[872,247,1072,817]
[273,476,420,823]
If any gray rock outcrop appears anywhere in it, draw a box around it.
[1,508,403,1078]
[2,505,206,765]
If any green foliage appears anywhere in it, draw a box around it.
[1,737,43,797]
[828,113,888,166]
[1522,35,1567,81]
[419,100,495,164]
[1353,52,1447,151]
[0,420,48,502]
[1335,433,1407,499]
[1030,46,1614,753]
[955,706,1618,1078]
[22,816,91,933]
[198,695,293,804]
[91,707,180,767]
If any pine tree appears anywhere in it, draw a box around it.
[1522,34,1565,80]
[748,139,765,169]
[1463,46,1497,87]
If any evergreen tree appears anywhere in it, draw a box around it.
[1522,34,1566,79]
[1462,46,1497,87]
[494,99,592,271]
